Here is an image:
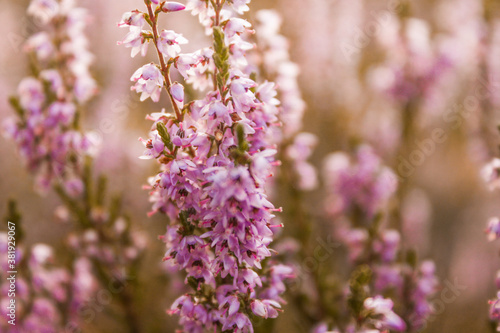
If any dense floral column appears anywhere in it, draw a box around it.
[119,0,293,331]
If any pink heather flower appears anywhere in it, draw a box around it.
[482,158,500,191]
[368,18,452,106]
[5,0,98,190]
[170,82,185,103]
[27,0,59,24]
[253,9,318,198]
[312,323,337,333]
[364,296,407,332]
[118,26,149,58]
[122,1,292,331]
[46,102,76,127]
[324,146,397,218]
[373,230,401,263]
[186,0,208,14]
[219,295,240,317]
[408,261,438,330]
[224,18,253,38]
[221,313,252,332]
[24,32,55,61]
[186,0,217,33]
[118,10,145,27]
[64,177,84,197]
[250,299,267,317]
[230,0,250,14]
[170,123,197,147]
[490,292,500,322]
[157,30,188,58]
[286,132,319,190]
[70,257,98,313]
[162,2,186,12]
[131,63,165,102]
[343,228,369,262]
[6,1,146,330]
[322,143,437,330]
[18,77,45,112]
[487,217,500,241]
[373,265,404,293]
[73,75,98,103]
[40,69,64,97]
[30,244,54,265]
[230,78,258,112]
[185,48,215,90]
[255,10,306,138]
[175,53,201,78]
[0,233,100,331]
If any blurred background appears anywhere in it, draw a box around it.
[1,0,500,332]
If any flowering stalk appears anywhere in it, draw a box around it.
[482,159,500,330]
[4,0,97,193]
[120,0,292,331]
[4,1,147,331]
[251,12,326,330]
[0,201,97,332]
[253,10,317,247]
[313,266,406,333]
[254,9,318,193]
[321,146,437,332]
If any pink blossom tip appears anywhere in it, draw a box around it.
[162,2,186,12]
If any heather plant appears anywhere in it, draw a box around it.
[4,0,500,332]
[3,0,147,331]
[119,0,293,331]
[254,9,318,193]
[483,158,500,331]
[0,201,97,332]
[280,145,437,333]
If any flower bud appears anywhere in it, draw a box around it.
[250,300,267,318]
[170,83,184,103]
[162,2,186,12]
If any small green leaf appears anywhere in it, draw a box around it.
[157,122,173,150]
[8,97,24,118]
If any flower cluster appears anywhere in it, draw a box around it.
[3,0,97,192]
[368,18,452,105]
[65,213,147,281]
[4,1,149,331]
[0,234,97,331]
[120,1,292,331]
[255,9,318,191]
[323,146,438,332]
[483,158,500,330]
[314,271,407,333]
[324,146,397,219]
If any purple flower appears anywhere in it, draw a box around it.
[118,10,145,27]
[157,30,188,59]
[324,146,397,218]
[131,63,165,102]
[482,158,500,191]
[487,217,500,241]
[27,0,59,24]
[118,26,149,58]
[225,18,253,38]
[364,296,407,331]
[121,1,293,331]
[5,0,98,192]
[162,2,186,13]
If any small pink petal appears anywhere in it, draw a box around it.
[170,83,184,102]
[163,2,186,12]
